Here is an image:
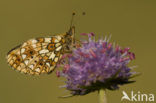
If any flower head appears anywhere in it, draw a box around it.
[59,33,137,96]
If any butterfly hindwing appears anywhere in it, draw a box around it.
[7,35,64,75]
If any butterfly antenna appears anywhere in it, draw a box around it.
[70,12,75,28]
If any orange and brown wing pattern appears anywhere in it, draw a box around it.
[7,35,65,75]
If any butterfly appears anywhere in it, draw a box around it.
[6,13,77,75]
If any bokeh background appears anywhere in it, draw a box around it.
[0,0,156,103]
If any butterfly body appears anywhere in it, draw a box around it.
[7,27,75,75]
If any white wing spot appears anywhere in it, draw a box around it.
[31,40,37,44]
[9,60,14,65]
[22,54,26,59]
[60,54,62,59]
[56,46,62,51]
[35,68,40,72]
[42,42,48,45]
[22,43,27,47]
[7,56,12,62]
[54,39,59,43]
[55,43,61,47]
[29,65,34,70]
[7,54,11,58]
[32,44,36,48]
[50,66,55,71]
[56,36,61,41]
[45,38,51,43]
[21,48,25,53]
[54,57,58,62]
[46,62,50,67]
[24,60,29,65]
[21,69,27,73]
[46,52,51,56]
[39,49,49,54]
[49,52,55,60]
[41,54,45,57]
[17,66,21,71]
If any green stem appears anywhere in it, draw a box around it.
[99,89,107,103]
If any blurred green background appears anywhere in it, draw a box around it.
[0,0,156,103]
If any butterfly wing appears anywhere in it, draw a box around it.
[7,35,64,75]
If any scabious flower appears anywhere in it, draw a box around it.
[57,33,137,96]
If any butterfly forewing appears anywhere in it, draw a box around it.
[7,35,66,75]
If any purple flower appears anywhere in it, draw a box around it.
[58,33,137,96]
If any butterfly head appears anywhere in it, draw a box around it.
[63,26,75,46]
